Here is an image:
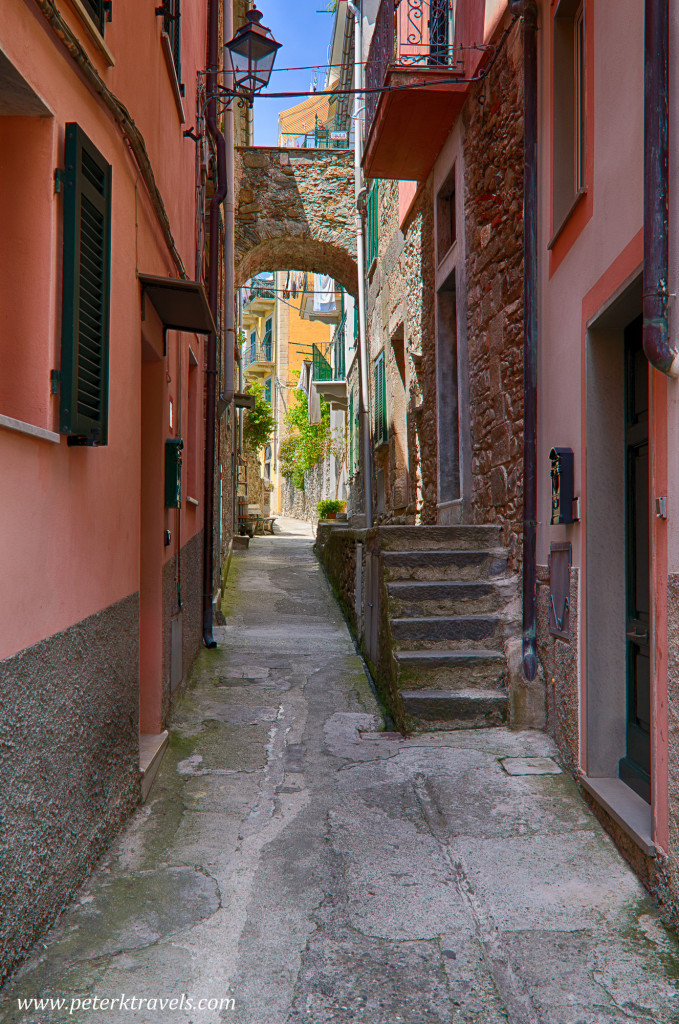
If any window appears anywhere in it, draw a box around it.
[436,164,456,262]
[264,377,272,404]
[81,0,112,36]
[374,352,387,446]
[553,0,586,229]
[366,181,379,267]
[264,317,273,360]
[159,0,181,79]
[60,123,112,446]
[249,330,257,364]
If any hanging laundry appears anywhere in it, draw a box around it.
[298,360,312,397]
[313,275,336,313]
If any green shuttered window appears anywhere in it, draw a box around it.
[60,123,112,446]
[366,181,378,268]
[374,353,386,446]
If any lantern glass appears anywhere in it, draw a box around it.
[225,8,281,96]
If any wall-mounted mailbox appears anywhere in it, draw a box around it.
[549,447,574,525]
[165,438,183,509]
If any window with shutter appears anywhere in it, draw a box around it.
[366,181,379,268]
[161,0,181,79]
[374,353,386,446]
[264,377,272,404]
[60,123,112,446]
[264,317,273,361]
[81,0,111,35]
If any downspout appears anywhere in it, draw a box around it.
[508,0,538,679]
[224,0,236,403]
[202,0,228,648]
[643,0,677,376]
[348,0,374,528]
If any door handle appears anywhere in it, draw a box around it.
[626,628,649,642]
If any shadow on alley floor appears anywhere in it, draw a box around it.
[3,516,679,1023]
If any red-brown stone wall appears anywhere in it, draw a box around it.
[463,21,525,568]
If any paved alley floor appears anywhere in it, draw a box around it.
[3,516,679,1024]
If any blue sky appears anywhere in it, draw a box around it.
[252,0,335,146]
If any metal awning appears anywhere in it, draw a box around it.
[314,380,348,410]
[139,274,216,334]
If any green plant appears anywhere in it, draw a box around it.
[317,499,344,519]
[243,379,275,455]
[279,387,332,490]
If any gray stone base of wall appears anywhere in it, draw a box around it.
[0,594,141,984]
[162,530,204,721]
[280,463,325,525]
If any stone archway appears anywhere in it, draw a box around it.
[235,147,357,293]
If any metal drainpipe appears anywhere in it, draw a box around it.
[348,0,374,528]
[644,0,678,377]
[224,0,236,403]
[508,0,538,679]
[202,0,228,649]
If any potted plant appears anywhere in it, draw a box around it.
[317,499,345,520]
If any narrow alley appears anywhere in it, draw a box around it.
[4,521,679,1024]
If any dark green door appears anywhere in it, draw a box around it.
[619,315,651,803]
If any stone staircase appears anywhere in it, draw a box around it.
[380,525,519,730]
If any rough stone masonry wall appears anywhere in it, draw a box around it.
[0,597,140,983]
[364,178,437,524]
[464,20,525,569]
[235,148,357,295]
[280,462,327,524]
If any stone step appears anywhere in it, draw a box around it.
[382,549,507,583]
[401,689,508,730]
[387,580,511,617]
[394,648,506,690]
[379,525,502,552]
[391,615,505,651]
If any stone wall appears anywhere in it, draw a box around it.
[463,21,525,568]
[280,462,326,524]
[536,563,580,771]
[235,147,357,295]
[362,178,437,525]
[0,596,140,983]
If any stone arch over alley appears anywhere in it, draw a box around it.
[234,147,357,294]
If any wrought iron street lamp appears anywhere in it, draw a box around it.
[224,6,282,104]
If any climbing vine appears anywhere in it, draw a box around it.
[243,379,275,455]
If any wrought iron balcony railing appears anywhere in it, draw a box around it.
[243,280,275,306]
[365,0,460,139]
[282,114,353,151]
[243,338,273,369]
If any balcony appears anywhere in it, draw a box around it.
[243,337,274,373]
[311,317,348,410]
[243,279,276,316]
[364,0,478,181]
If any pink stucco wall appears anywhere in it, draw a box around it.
[0,0,208,664]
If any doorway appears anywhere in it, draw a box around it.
[140,338,165,735]
[585,276,651,805]
[620,315,651,802]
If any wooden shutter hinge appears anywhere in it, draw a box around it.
[50,369,61,395]
[54,168,65,194]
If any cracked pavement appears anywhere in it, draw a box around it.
[3,517,679,1023]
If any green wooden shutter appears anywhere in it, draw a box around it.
[264,377,272,404]
[366,181,379,267]
[60,123,112,446]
